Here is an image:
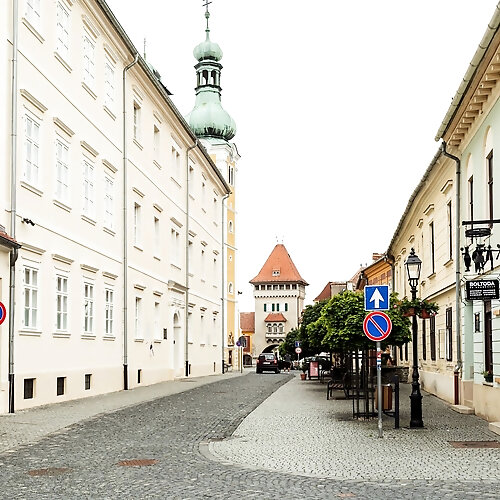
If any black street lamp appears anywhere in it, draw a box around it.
[404,248,424,428]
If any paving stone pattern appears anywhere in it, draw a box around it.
[0,372,498,499]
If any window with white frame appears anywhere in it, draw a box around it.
[135,297,142,339]
[171,147,180,178]
[104,57,115,111]
[213,257,217,285]
[105,288,113,336]
[201,179,206,209]
[24,114,40,187]
[171,229,180,266]
[133,203,141,246]
[201,249,206,281]
[213,197,218,222]
[25,0,41,28]
[133,102,141,141]
[82,158,95,218]
[154,125,160,160]
[56,275,68,331]
[24,267,38,329]
[56,1,70,60]
[228,165,234,186]
[83,31,96,88]
[84,283,94,334]
[200,313,206,345]
[154,301,160,340]
[104,176,114,230]
[154,216,160,257]
[55,138,69,202]
[212,316,217,345]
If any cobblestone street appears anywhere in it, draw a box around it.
[0,371,499,499]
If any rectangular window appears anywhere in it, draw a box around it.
[24,267,38,328]
[421,319,426,361]
[84,283,94,334]
[264,304,267,312]
[154,302,160,341]
[24,114,40,186]
[154,217,160,257]
[105,288,113,336]
[83,31,95,88]
[82,159,95,218]
[24,378,35,399]
[285,303,288,312]
[104,176,114,229]
[430,315,436,361]
[447,201,452,261]
[154,125,160,159]
[104,57,115,111]
[172,147,180,179]
[171,229,180,266]
[134,203,141,246]
[85,373,91,390]
[55,139,69,202]
[25,0,41,27]
[484,301,493,374]
[276,303,280,312]
[137,369,142,384]
[133,103,141,141]
[429,222,435,275]
[487,151,494,225]
[135,297,142,339]
[201,249,206,280]
[56,1,70,60]
[445,307,453,361]
[56,376,65,396]
[56,275,68,331]
[468,176,474,228]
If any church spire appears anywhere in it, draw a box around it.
[186,1,236,142]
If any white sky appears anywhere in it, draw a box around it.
[106,0,499,311]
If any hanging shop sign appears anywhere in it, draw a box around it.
[465,279,500,301]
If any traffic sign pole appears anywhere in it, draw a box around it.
[377,341,383,438]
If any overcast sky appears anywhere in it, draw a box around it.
[106,0,499,311]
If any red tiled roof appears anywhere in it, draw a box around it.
[0,230,21,249]
[240,312,255,332]
[314,282,334,302]
[264,313,287,322]
[250,244,308,285]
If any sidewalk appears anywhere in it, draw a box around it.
[0,369,247,454]
[210,373,500,481]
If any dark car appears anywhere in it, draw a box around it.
[256,353,279,374]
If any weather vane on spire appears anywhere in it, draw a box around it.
[203,0,212,31]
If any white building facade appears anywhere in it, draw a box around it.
[0,0,230,413]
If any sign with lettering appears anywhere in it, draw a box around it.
[465,279,500,300]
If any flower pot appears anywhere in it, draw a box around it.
[403,307,416,317]
[419,310,433,319]
[300,373,307,380]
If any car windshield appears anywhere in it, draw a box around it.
[261,354,275,360]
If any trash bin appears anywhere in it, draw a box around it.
[375,384,393,411]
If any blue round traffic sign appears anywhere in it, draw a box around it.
[363,311,392,341]
[0,301,6,326]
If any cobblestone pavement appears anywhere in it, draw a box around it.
[0,371,499,499]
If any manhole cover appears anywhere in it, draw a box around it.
[449,441,500,448]
[117,459,158,467]
[28,467,70,476]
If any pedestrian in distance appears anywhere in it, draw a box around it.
[284,353,291,372]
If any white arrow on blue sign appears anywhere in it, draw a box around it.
[364,285,390,311]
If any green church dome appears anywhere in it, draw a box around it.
[193,35,223,62]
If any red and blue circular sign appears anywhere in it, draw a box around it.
[363,311,392,342]
[0,301,6,326]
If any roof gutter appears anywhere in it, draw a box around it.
[435,3,500,141]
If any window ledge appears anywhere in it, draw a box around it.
[81,334,96,340]
[22,17,44,43]
[134,245,144,252]
[103,335,116,341]
[171,263,181,271]
[53,332,70,338]
[54,52,72,73]
[81,214,96,225]
[170,177,182,189]
[133,138,143,150]
[483,382,493,387]
[444,258,453,267]
[19,329,41,337]
[153,160,162,170]
[153,339,162,344]
[427,272,436,279]
[154,255,161,261]
[103,105,116,120]
[103,227,115,236]
[134,338,144,343]
[53,199,71,212]
[82,81,97,100]
[21,180,42,197]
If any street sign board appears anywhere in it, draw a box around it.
[0,301,5,326]
[295,347,302,354]
[364,285,390,311]
[465,279,500,301]
[294,341,301,348]
[363,311,392,342]
[237,335,247,348]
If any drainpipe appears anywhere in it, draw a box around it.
[185,140,198,377]
[221,192,229,372]
[441,141,462,405]
[8,0,19,414]
[122,53,139,390]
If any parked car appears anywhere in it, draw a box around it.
[256,353,280,374]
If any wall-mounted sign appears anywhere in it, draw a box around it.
[465,279,500,300]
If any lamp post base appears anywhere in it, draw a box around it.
[409,386,424,428]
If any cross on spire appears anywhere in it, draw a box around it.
[203,0,212,31]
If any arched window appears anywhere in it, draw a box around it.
[228,282,233,294]
[273,324,278,333]
[228,220,234,233]
[278,323,284,333]
[202,70,209,85]
[267,324,272,333]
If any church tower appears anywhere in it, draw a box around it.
[250,244,308,357]
[187,2,240,368]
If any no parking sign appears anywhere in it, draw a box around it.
[0,301,6,325]
[363,311,392,342]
